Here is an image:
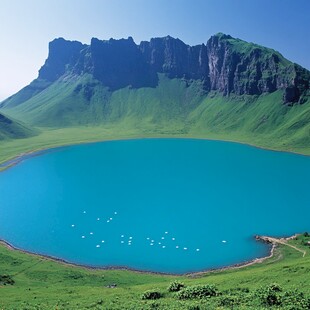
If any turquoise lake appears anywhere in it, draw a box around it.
[0,138,309,273]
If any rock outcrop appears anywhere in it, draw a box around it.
[205,34,309,103]
[1,33,309,109]
[39,38,86,82]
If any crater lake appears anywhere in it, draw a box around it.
[0,138,309,273]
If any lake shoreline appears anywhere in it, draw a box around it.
[0,137,307,275]
[1,135,309,173]
[0,234,288,277]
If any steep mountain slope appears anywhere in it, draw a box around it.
[0,113,36,140]
[0,33,309,149]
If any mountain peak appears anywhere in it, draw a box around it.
[0,33,309,149]
[1,33,309,110]
[213,32,233,40]
[39,38,86,82]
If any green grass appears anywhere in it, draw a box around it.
[0,113,36,141]
[0,75,309,165]
[188,91,310,154]
[1,74,204,127]
[0,235,309,309]
[0,79,309,166]
[0,126,168,166]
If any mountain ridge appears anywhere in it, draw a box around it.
[1,33,309,111]
[0,33,309,153]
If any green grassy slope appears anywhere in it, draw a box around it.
[1,74,205,128]
[0,75,309,163]
[0,235,309,309]
[0,79,52,109]
[0,113,37,140]
[189,91,310,153]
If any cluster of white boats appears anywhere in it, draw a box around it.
[70,210,227,252]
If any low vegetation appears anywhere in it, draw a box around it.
[141,289,162,300]
[0,274,15,285]
[167,280,185,292]
[175,284,218,300]
[0,234,309,309]
[0,112,36,140]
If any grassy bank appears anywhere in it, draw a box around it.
[1,77,310,167]
[0,235,309,309]
[0,120,309,170]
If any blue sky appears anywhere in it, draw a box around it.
[1,0,309,101]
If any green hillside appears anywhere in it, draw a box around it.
[0,33,309,157]
[0,79,52,109]
[0,74,204,127]
[0,112,37,141]
[189,91,310,153]
[0,74,309,162]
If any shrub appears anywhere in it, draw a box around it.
[218,295,239,307]
[255,283,282,306]
[0,275,15,285]
[187,303,201,310]
[167,280,185,292]
[176,284,218,300]
[282,289,310,310]
[148,301,160,309]
[141,289,162,300]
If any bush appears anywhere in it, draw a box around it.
[282,289,310,310]
[255,283,282,306]
[147,301,160,309]
[218,295,239,307]
[176,284,218,300]
[0,275,15,285]
[141,289,162,300]
[167,280,185,292]
[187,303,201,310]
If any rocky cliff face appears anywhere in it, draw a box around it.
[39,38,86,82]
[2,33,310,109]
[205,34,309,103]
[139,36,209,87]
[82,37,157,89]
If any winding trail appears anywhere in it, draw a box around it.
[257,236,306,257]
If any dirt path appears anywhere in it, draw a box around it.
[257,236,306,257]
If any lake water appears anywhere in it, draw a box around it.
[0,139,309,274]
